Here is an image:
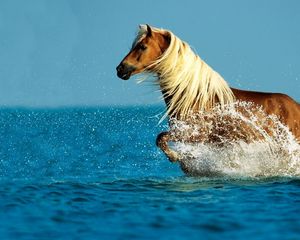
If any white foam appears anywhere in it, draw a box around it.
[169,102,300,178]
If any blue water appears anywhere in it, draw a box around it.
[0,107,299,240]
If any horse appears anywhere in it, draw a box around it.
[116,24,300,163]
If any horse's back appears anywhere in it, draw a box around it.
[231,88,300,140]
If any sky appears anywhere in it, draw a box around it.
[0,0,299,107]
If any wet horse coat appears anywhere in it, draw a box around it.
[116,25,300,162]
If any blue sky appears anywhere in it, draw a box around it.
[0,0,299,107]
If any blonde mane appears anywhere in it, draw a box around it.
[136,25,235,120]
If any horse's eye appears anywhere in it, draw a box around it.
[139,44,147,51]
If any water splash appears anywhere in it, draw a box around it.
[168,102,300,178]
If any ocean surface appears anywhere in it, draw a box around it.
[0,106,300,240]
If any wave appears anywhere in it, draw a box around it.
[168,102,300,178]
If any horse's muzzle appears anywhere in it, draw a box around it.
[116,63,136,80]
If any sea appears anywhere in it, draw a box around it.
[0,106,299,240]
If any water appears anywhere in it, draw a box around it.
[170,102,300,177]
[0,107,300,239]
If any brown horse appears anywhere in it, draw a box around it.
[116,24,300,162]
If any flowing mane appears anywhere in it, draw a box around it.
[135,25,235,120]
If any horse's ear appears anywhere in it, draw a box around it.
[163,32,171,44]
[146,24,152,37]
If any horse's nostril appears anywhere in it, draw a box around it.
[116,62,136,80]
[116,63,124,72]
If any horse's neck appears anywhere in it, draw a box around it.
[158,76,219,119]
[160,87,171,107]
[158,76,173,113]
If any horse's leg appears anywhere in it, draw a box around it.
[156,131,181,162]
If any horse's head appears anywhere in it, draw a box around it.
[116,24,170,80]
